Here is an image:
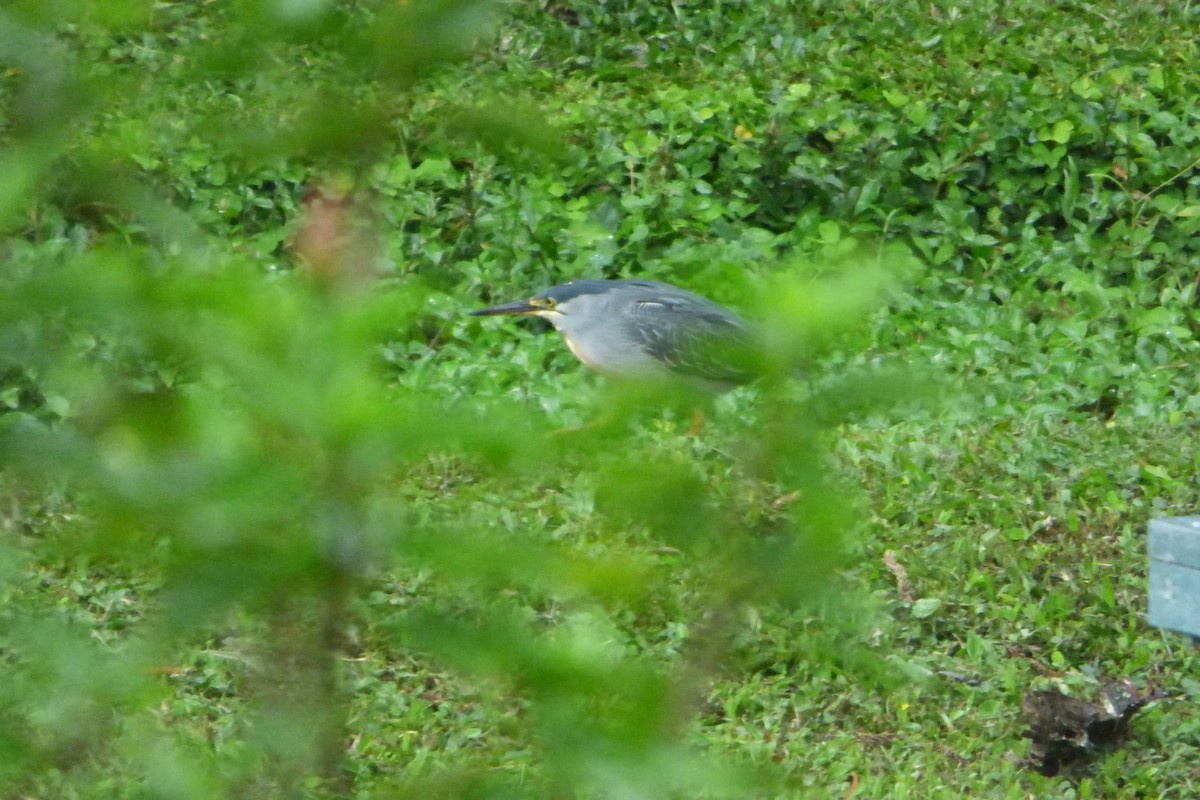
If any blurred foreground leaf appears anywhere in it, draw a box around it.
[0,2,913,797]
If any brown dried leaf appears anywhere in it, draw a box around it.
[882,549,914,602]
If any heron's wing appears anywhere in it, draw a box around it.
[623,297,756,385]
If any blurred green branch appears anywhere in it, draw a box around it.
[0,2,908,797]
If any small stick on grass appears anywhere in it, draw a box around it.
[882,549,915,602]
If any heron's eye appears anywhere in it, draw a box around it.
[542,298,556,309]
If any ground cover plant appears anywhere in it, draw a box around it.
[1,0,1198,797]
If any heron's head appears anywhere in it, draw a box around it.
[469,280,616,328]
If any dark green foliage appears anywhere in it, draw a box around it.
[1,0,1199,797]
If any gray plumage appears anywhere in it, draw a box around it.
[471,279,756,389]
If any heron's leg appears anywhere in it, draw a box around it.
[546,408,621,438]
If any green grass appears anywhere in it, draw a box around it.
[2,0,1200,797]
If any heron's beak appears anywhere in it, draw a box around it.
[470,299,541,316]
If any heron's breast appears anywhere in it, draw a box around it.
[560,330,660,377]
[561,331,603,372]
